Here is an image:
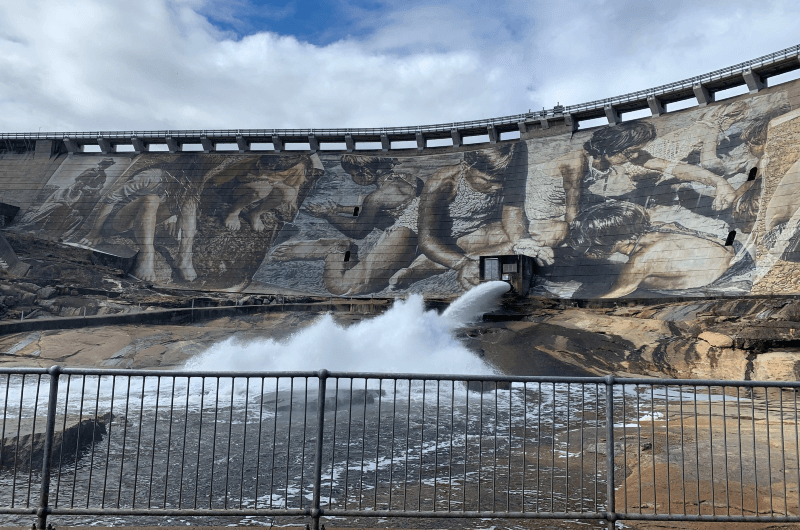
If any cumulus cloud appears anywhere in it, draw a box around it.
[0,0,797,132]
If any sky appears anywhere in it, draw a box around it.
[0,0,798,132]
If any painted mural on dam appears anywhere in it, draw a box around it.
[8,82,800,298]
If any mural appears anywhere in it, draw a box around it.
[8,81,800,298]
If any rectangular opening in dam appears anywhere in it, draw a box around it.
[115,144,135,152]
[148,143,169,151]
[355,142,382,150]
[621,108,651,122]
[714,84,748,101]
[82,145,101,152]
[215,143,239,151]
[463,134,489,145]
[666,98,697,112]
[768,68,800,86]
[426,138,453,147]
[577,117,607,130]
[285,143,311,150]
[391,140,417,149]
[249,142,272,151]
[500,130,520,140]
[320,142,347,150]
[181,143,203,151]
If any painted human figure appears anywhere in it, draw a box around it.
[568,201,736,298]
[270,155,422,295]
[80,165,200,282]
[22,158,114,239]
[405,142,546,290]
[214,154,324,231]
[580,121,742,210]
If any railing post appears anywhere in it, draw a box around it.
[605,374,616,530]
[37,365,61,530]
[311,369,328,530]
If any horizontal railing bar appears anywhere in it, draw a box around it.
[619,514,800,523]
[5,366,800,388]
[3,366,800,388]
[321,509,606,519]
[45,508,310,517]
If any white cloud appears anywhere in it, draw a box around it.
[0,0,797,132]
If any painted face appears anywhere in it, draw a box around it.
[345,165,379,186]
[265,162,307,183]
[465,166,503,194]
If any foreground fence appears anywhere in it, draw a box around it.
[1,366,800,529]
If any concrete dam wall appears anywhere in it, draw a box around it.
[2,73,800,299]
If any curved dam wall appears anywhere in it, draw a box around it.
[2,81,800,299]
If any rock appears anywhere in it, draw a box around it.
[698,331,734,348]
[36,286,57,300]
[751,350,800,381]
[1,412,115,470]
[584,442,626,455]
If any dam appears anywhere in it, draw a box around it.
[0,44,799,301]
[3,44,800,530]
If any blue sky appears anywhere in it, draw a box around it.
[201,0,385,45]
[0,0,798,131]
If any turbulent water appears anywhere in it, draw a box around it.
[184,281,511,374]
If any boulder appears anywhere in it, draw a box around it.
[1,412,114,470]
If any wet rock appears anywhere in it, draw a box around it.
[1,412,115,470]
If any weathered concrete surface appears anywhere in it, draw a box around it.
[1,77,799,300]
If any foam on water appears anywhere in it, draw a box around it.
[184,281,511,374]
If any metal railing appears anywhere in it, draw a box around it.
[2,367,800,529]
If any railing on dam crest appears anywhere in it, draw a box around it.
[1,366,800,529]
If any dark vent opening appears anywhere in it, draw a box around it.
[725,230,737,246]
[748,167,757,181]
[353,206,360,217]
[343,250,351,262]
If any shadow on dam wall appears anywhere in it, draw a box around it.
[2,76,800,302]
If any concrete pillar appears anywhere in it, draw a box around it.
[647,96,665,117]
[236,135,249,153]
[380,133,391,152]
[415,131,425,151]
[693,83,714,107]
[308,134,319,153]
[63,138,79,154]
[131,138,147,154]
[565,114,578,132]
[604,105,620,125]
[487,125,498,144]
[34,140,53,160]
[539,118,550,130]
[271,135,283,152]
[166,137,180,153]
[344,134,355,153]
[517,121,528,134]
[200,137,214,153]
[743,68,766,93]
[451,129,462,147]
[97,138,112,154]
